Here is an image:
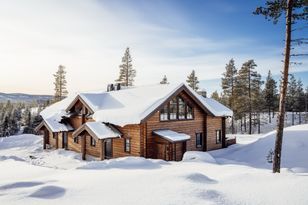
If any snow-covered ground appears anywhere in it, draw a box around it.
[1,125,308,205]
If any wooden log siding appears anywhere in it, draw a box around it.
[145,91,205,159]
[206,116,223,150]
[112,124,141,158]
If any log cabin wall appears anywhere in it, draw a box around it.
[48,131,57,148]
[206,116,223,150]
[68,132,81,153]
[85,134,101,157]
[113,124,141,158]
[145,91,205,159]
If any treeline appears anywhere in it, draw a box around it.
[212,58,308,134]
[0,101,48,137]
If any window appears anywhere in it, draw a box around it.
[186,104,193,119]
[124,138,131,153]
[216,130,222,144]
[74,136,79,144]
[53,133,57,139]
[178,97,186,119]
[159,96,194,121]
[196,133,203,148]
[90,137,96,147]
[169,98,177,120]
[160,105,169,121]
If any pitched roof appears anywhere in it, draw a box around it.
[40,83,233,127]
[72,122,121,140]
[35,116,73,133]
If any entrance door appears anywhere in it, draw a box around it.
[62,132,68,149]
[104,139,112,159]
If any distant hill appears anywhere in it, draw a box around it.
[0,92,52,103]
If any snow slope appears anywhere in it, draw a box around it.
[0,125,308,205]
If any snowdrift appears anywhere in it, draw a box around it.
[212,124,308,171]
[182,151,217,164]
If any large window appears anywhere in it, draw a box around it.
[159,96,194,121]
[178,97,186,119]
[169,98,178,120]
[160,105,169,121]
[124,138,131,153]
[196,133,203,148]
[216,130,222,144]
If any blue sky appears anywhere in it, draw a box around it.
[0,0,307,94]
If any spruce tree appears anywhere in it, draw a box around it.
[186,70,199,91]
[263,70,277,123]
[160,75,169,84]
[294,79,305,124]
[236,60,261,134]
[221,58,237,133]
[286,74,297,125]
[116,47,136,86]
[54,65,68,102]
[211,91,220,101]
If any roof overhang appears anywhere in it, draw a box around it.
[65,95,95,114]
[153,129,191,143]
[72,122,122,141]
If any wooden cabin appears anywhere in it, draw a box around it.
[35,83,232,161]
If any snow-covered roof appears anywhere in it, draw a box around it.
[153,129,191,142]
[40,83,233,127]
[73,122,121,140]
[44,117,74,132]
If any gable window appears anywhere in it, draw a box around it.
[196,133,203,148]
[178,97,186,120]
[159,96,194,121]
[124,138,131,153]
[90,137,96,147]
[186,104,193,119]
[216,130,222,144]
[74,136,79,144]
[169,98,177,120]
[160,105,169,121]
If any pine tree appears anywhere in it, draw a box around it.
[236,59,261,134]
[294,79,305,124]
[221,58,237,133]
[254,0,307,173]
[54,65,68,102]
[116,47,136,86]
[186,70,199,91]
[160,75,169,84]
[286,74,297,125]
[211,91,220,101]
[263,70,277,123]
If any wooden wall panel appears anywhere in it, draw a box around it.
[206,116,223,150]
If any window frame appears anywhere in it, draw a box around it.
[90,136,96,147]
[216,130,222,144]
[52,132,57,139]
[159,96,194,122]
[124,138,131,153]
[74,136,79,144]
[196,132,203,148]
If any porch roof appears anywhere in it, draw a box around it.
[72,122,122,140]
[153,129,191,143]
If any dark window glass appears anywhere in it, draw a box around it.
[216,130,222,144]
[178,97,186,120]
[187,105,193,119]
[160,105,169,121]
[53,133,57,139]
[169,98,177,120]
[74,136,79,144]
[196,133,203,148]
[125,138,131,153]
[90,137,96,147]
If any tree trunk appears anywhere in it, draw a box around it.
[240,117,243,132]
[231,117,235,134]
[244,114,247,133]
[269,107,271,123]
[299,112,301,124]
[292,111,294,125]
[258,112,261,134]
[273,0,293,173]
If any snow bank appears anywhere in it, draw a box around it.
[182,151,217,164]
[211,124,308,171]
[78,157,169,170]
